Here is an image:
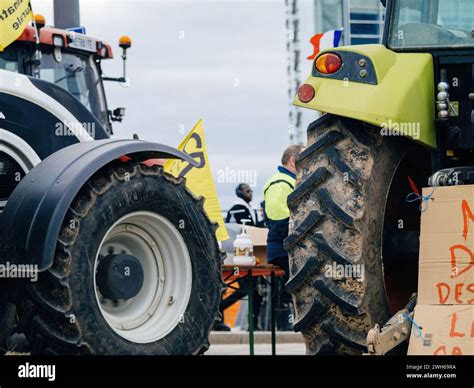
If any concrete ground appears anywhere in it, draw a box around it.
[206,331,306,355]
[5,331,307,356]
[207,343,305,355]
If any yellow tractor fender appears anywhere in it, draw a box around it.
[295,44,437,149]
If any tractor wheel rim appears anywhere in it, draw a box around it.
[94,211,192,343]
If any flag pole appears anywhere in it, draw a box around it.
[32,19,40,45]
[30,4,42,78]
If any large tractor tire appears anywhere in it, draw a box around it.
[16,161,222,355]
[0,299,16,354]
[286,114,429,355]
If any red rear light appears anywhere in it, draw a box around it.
[298,84,315,103]
[315,53,342,74]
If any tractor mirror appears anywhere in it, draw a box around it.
[110,107,126,122]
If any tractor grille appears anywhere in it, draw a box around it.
[0,151,25,203]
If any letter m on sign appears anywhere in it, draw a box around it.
[462,200,474,241]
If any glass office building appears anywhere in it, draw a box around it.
[314,0,385,45]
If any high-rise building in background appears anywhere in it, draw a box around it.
[314,0,385,46]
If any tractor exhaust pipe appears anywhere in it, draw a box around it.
[54,0,80,29]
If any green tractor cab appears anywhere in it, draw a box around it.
[288,0,474,355]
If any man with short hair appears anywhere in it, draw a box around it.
[263,144,305,330]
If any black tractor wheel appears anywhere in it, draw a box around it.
[16,161,223,355]
[286,114,430,355]
[0,298,17,354]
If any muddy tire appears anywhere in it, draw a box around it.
[0,298,16,354]
[286,114,426,355]
[16,161,222,355]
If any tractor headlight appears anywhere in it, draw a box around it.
[53,35,65,47]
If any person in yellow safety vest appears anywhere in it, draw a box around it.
[263,144,305,330]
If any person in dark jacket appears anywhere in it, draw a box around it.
[263,145,305,330]
[225,183,262,226]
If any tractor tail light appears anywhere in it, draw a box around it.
[298,84,315,103]
[315,53,342,74]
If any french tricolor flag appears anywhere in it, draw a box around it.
[307,29,343,60]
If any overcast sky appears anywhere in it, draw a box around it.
[31,0,318,210]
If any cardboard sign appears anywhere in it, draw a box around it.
[409,185,474,355]
[418,186,474,305]
[246,226,268,247]
[246,226,268,262]
[407,304,473,355]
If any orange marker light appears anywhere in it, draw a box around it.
[34,14,46,28]
[298,84,315,103]
[315,53,342,75]
[119,35,132,49]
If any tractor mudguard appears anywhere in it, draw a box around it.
[0,139,198,270]
[295,44,437,148]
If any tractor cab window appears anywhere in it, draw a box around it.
[0,47,20,72]
[38,50,111,132]
[388,0,474,49]
[0,57,18,72]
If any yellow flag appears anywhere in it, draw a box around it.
[0,0,33,51]
[164,120,229,242]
